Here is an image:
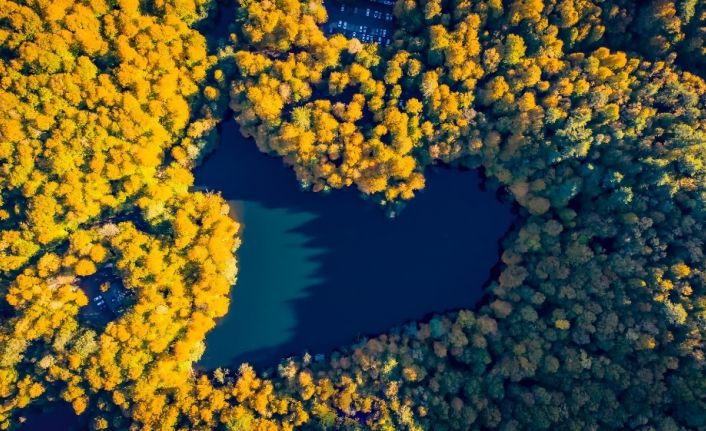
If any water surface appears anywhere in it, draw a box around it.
[194,117,513,370]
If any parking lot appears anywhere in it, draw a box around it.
[323,0,396,45]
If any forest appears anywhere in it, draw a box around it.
[1,0,706,429]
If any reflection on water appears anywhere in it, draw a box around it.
[194,117,514,370]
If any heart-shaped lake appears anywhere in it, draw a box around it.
[194,116,514,370]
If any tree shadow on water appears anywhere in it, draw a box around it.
[193,117,515,372]
[19,402,86,431]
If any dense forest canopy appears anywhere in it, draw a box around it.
[1,0,706,430]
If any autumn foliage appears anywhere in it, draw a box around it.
[3,0,706,430]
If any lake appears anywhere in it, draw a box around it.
[193,116,513,370]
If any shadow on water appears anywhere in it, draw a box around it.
[194,116,514,371]
[195,0,237,51]
[18,402,85,431]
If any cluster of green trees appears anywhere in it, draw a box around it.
[2,0,706,429]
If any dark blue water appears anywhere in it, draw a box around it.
[18,402,84,431]
[194,117,513,370]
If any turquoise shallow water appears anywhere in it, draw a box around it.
[193,117,514,370]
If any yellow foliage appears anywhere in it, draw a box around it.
[75,259,97,276]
